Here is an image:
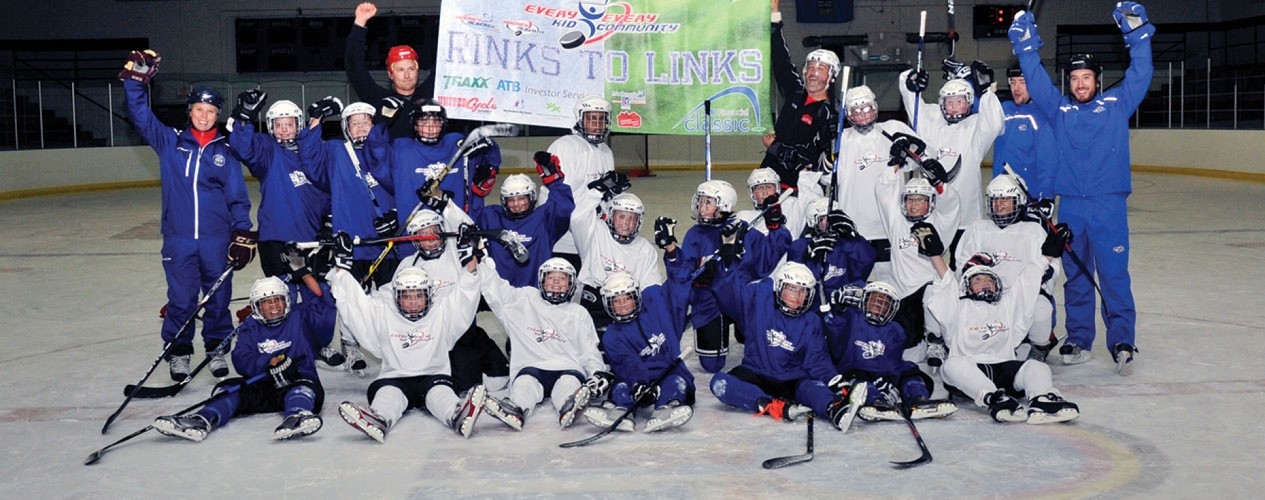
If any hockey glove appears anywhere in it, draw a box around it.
[470,162,497,198]
[827,210,857,239]
[1026,198,1055,221]
[456,232,486,267]
[228,230,259,271]
[905,69,930,93]
[380,96,404,120]
[808,232,838,262]
[119,49,160,84]
[970,60,995,96]
[1008,11,1043,54]
[1042,223,1073,258]
[827,374,853,397]
[232,88,267,123]
[587,171,632,200]
[719,219,748,265]
[830,285,865,312]
[943,59,972,81]
[333,232,355,270]
[910,222,944,257]
[921,157,950,188]
[307,96,343,121]
[633,383,660,404]
[926,334,947,369]
[887,132,927,168]
[533,151,564,185]
[653,216,677,249]
[1113,1,1149,34]
[418,189,452,213]
[268,354,301,389]
[584,371,615,399]
[761,200,786,231]
[373,210,399,238]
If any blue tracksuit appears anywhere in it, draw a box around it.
[229,121,329,243]
[993,99,1057,200]
[1016,23,1153,355]
[603,284,695,408]
[123,80,251,350]
[474,181,574,287]
[296,124,393,261]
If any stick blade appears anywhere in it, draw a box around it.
[890,452,932,468]
[123,383,183,399]
[762,453,813,469]
[83,451,102,466]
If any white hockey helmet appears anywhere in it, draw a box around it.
[265,100,302,143]
[691,180,738,226]
[939,79,975,124]
[901,177,937,222]
[341,101,376,145]
[861,281,900,326]
[804,48,841,80]
[600,271,642,323]
[987,175,1028,228]
[745,168,782,207]
[499,174,537,219]
[805,197,830,232]
[962,264,1004,303]
[573,95,611,144]
[393,267,433,321]
[405,209,446,259]
[538,257,578,304]
[773,261,817,317]
[844,85,878,130]
[249,276,291,327]
[606,192,645,244]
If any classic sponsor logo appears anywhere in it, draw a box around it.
[394,330,433,349]
[639,332,666,358]
[969,321,1009,341]
[256,339,292,354]
[855,339,886,359]
[766,329,796,351]
[528,326,565,343]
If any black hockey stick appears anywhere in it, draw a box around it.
[86,365,279,465]
[880,130,963,193]
[762,412,814,469]
[295,227,530,265]
[816,66,852,313]
[559,347,694,448]
[123,325,242,399]
[102,262,236,434]
[887,391,933,468]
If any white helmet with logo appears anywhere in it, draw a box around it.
[249,276,291,327]
[939,79,975,123]
[600,272,641,323]
[265,100,303,142]
[573,95,611,144]
[773,261,817,317]
[861,281,900,326]
[393,267,433,320]
[986,175,1028,227]
[691,180,738,226]
[804,48,841,79]
[499,174,537,219]
[341,101,376,146]
[902,177,938,222]
[745,168,782,207]
[606,192,645,244]
[537,257,578,304]
[405,209,446,259]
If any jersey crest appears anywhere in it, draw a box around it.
[528,326,565,344]
[854,339,886,359]
[969,321,1009,342]
[765,329,796,352]
[394,329,433,349]
[256,338,292,355]
[640,332,667,358]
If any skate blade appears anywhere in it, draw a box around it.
[275,418,323,440]
[1026,408,1079,425]
[1115,356,1134,376]
[338,403,386,443]
[644,407,693,433]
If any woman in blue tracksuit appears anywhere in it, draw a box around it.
[1009,2,1153,373]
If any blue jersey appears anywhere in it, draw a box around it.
[230,121,329,242]
[671,224,724,328]
[231,289,336,383]
[474,181,574,287]
[823,305,912,379]
[373,131,502,226]
[123,80,251,238]
[1017,27,1153,197]
[296,125,393,260]
[787,234,877,298]
[603,284,691,387]
[992,99,1057,199]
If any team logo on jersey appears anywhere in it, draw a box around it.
[213,154,226,167]
[854,153,884,171]
[256,339,292,354]
[823,264,845,282]
[992,251,1020,263]
[417,162,446,181]
[528,326,564,344]
[898,234,919,250]
[640,332,667,358]
[601,255,629,274]
[395,330,433,349]
[1114,245,1125,253]
[503,229,532,245]
[765,329,795,352]
[289,170,310,188]
[936,147,960,164]
[855,339,886,359]
[430,278,454,293]
[969,321,1009,341]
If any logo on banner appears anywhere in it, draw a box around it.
[672,86,765,133]
[456,13,498,31]
[504,19,544,36]
[617,110,642,128]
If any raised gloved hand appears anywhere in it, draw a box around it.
[808,231,838,261]
[228,230,258,271]
[456,230,486,266]
[1042,222,1073,258]
[633,383,660,404]
[830,285,864,311]
[719,219,749,264]
[827,210,857,239]
[653,216,677,249]
[470,162,497,197]
[761,201,786,230]
[268,354,301,389]
[887,132,927,168]
[534,151,564,185]
[380,96,404,120]
[373,210,399,238]
[1008,10,1043,54]
[119,49,161,84]
[1113,1,1149,33]
[921,158,949,188]
[970,60,995,95]
[584,371,615,399]
[587,171,632,200]
[419,189,452,213]
[307,96,343,121]
[910,221,944,257]
[333,232,355,270]
[233,88,267,123]
[943,59,972,81]
[905,69,930,93]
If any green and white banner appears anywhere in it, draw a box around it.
[436,0,771,135]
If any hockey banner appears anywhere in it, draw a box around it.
[436,0,771,135]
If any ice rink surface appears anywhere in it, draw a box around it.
[1,169,1262,499]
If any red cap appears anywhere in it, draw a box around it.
[386,45,419,69]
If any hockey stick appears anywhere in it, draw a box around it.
[86,362,283,465]
[559,347,694,448]
[817,65,851,313]
[913,11,927,133]
[689,189,796,281]
[943,0,958,79]
[885,390,933,468]
[880,130,962,195]
[704,100,713,181]
[763,412,813,469]
[1001,164,1109,315]
[123,325,242,399]
[103,262,236,434]
[294,228,530,265]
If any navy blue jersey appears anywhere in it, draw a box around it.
[787,234,877,297]
[232,289,336,383]
[296,125,393,260]
[474,181,574,287]
[230,121,329,242]
[823,306,910,379]
[603,284,691,386]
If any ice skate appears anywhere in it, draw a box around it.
[342,341,367,377]
[167,354,191,382]
[338,401,389,443]
[557,386,592,428]
[908,399,957,420]
[316,346,346,368]
[582,402,635,432]
[274,410,322,440]
[449,385,487,438]
[826,383,866,432]
[153,414,211,442]
[208,351,230,379]
[1060,344,1091,365]
[755,397,812,422]
[482,396,524,431]
[1113,343,1135,376]
[1026,393,1080,424]
[985,390,1027,423]
[644,402,693,433]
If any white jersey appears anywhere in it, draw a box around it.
[381,202,477,301]
[477,259,605,380]
[924,258,1044,365]
[954,219,1062,295]
[540,133,614,255]
[571,194,663,290]
[328,267,479,380]
[876,167,960,299]
[832,120,918,240]
[899,70,1005,229]
[735,170,826,239]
